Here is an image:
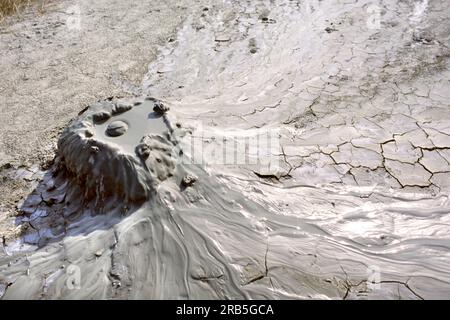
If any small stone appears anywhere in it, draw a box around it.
[258,11,269,21]
[153,101,169,114]
[182,174,197,187]
[106,121,128,137]
[92,111,111,123]
[95,249,104,257]
[90,146,99,154]
[85,129,94,138]
[136,144,150,159]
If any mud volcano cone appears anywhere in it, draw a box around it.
[56,97,178,207]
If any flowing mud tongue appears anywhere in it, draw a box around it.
[2,0,450,299]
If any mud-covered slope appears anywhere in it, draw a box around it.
[1,0,450,299]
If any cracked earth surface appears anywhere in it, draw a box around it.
[1,0,450,299]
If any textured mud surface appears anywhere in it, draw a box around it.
[0,0,205,236]
[1,0,450,299]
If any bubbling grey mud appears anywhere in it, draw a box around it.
[0,96,279,299]
[56,97,177,206]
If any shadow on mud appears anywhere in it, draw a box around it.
[14,164,142,250]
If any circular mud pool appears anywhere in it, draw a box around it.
[106,121,129,137]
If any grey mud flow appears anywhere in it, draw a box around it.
[2,0,450,299]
